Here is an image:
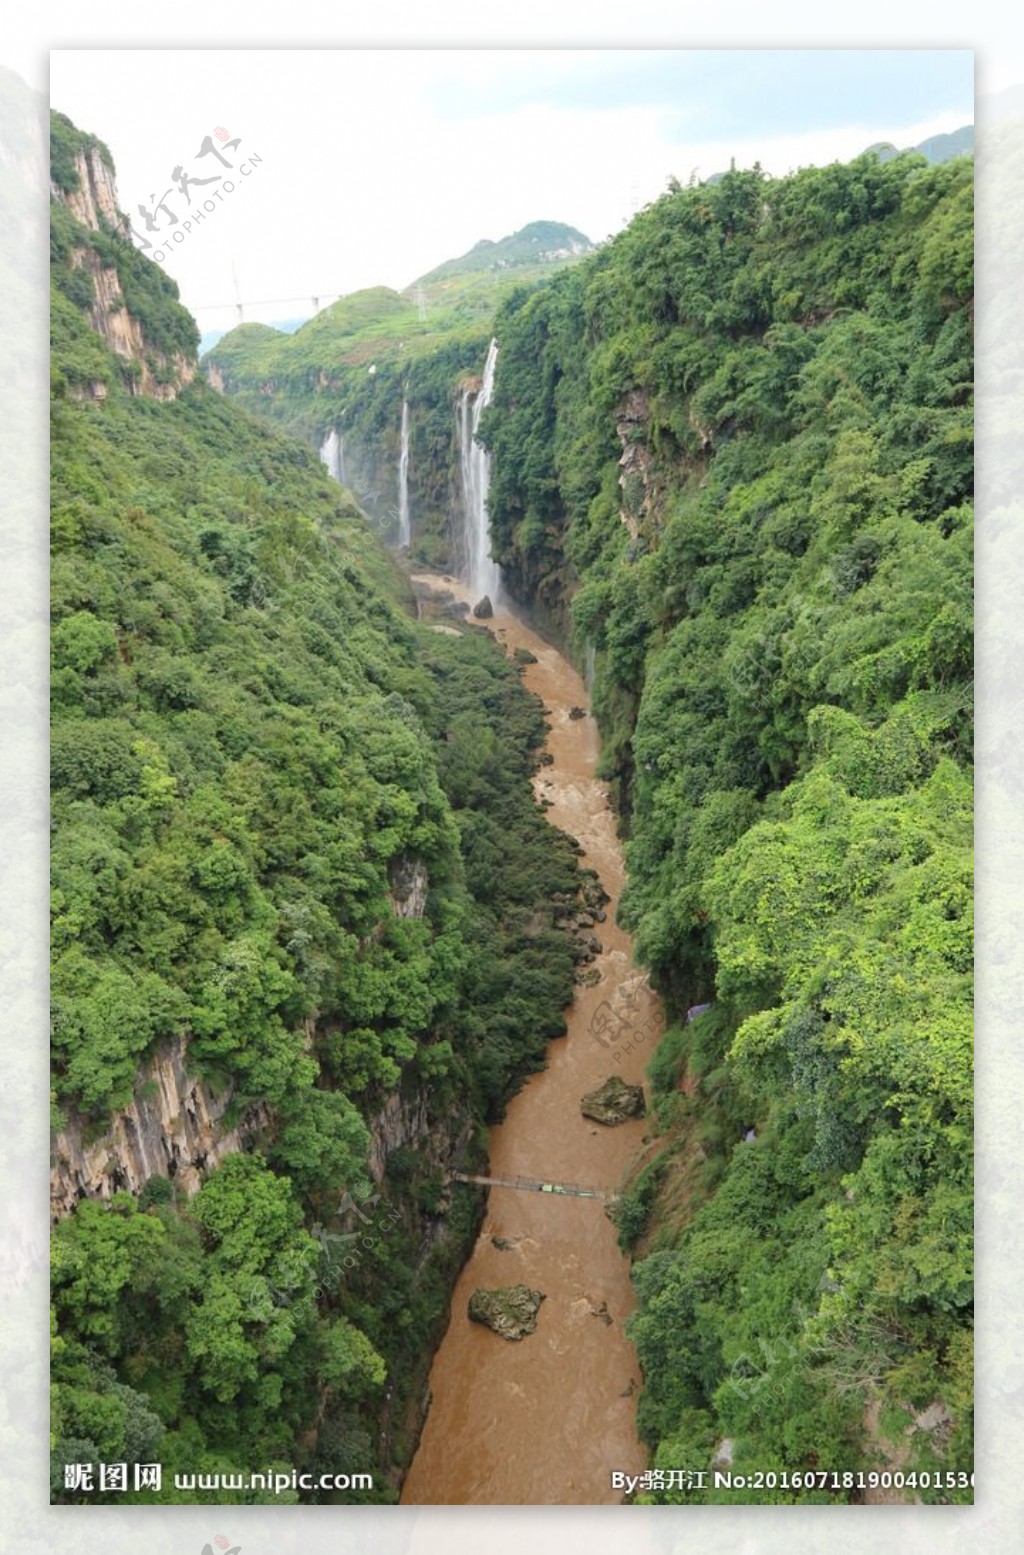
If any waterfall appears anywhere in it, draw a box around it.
[398,398,411,547]
[319,428,345,484]
[457,338,501,602]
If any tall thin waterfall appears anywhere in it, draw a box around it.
[398,398,411,547]
[458,338,501,601]
[319,428,345,484]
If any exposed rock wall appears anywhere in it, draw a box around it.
[366,1085,434,1182]
[616,388,654,539]
[50,1034,270,1222]
[389,854,429,920]
[53,145,196,400]
[53,144,123,234]
[69,244,196,400]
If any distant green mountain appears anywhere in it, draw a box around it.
[706,124,974,187]
[411,220,594,286]
[199,316,309,356]
[864,123,973,165]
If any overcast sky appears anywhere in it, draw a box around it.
[50,49,974,332]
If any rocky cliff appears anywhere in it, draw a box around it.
[66,239,196,400]
[50,1028,460,1222]
[615,388,655,540]
[51,139,121,233]
[50,112,198,399]
[50,1035,270,1221]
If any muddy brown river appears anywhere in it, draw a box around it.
[401,579,660,1506]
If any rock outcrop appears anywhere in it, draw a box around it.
[365,1084,433,1183]
[49,1034,270,1221]
[615,388,654,539]
[69,244,196,400]
[52,140,196,400]
[580,1076,646,1126]
[389,854,429,920]
[472,595,494,619]
[53,141,122,233]
[468,1284,545,1340]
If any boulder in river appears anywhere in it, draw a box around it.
[468,1284,545,1340]
[472,595,494,618]
[580,1076,646,1125]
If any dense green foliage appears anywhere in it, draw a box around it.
[483,152,974,1500]
[50,140,581,1501]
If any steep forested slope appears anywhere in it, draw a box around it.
[482,153,974,1499]
[50,114,581,1502]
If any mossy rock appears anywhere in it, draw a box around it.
[580,1076,645,1125]
[468,1284,545,1340]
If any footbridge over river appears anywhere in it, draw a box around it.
[449,1169,618,1203]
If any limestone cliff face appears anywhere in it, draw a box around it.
[69,243,196,401]
[49,1032,460,1221]
[367,1086,433,1181]
[52,143,123,234]
[52,145,196,401]
[388,854,429,919]
[616,388,655,539]
[50,1035,270,1222]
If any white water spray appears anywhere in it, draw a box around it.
[319,428,345,485]
[458,338,501,602]
[398,398,411,547]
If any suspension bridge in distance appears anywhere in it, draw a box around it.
[449,1170,617,1203]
